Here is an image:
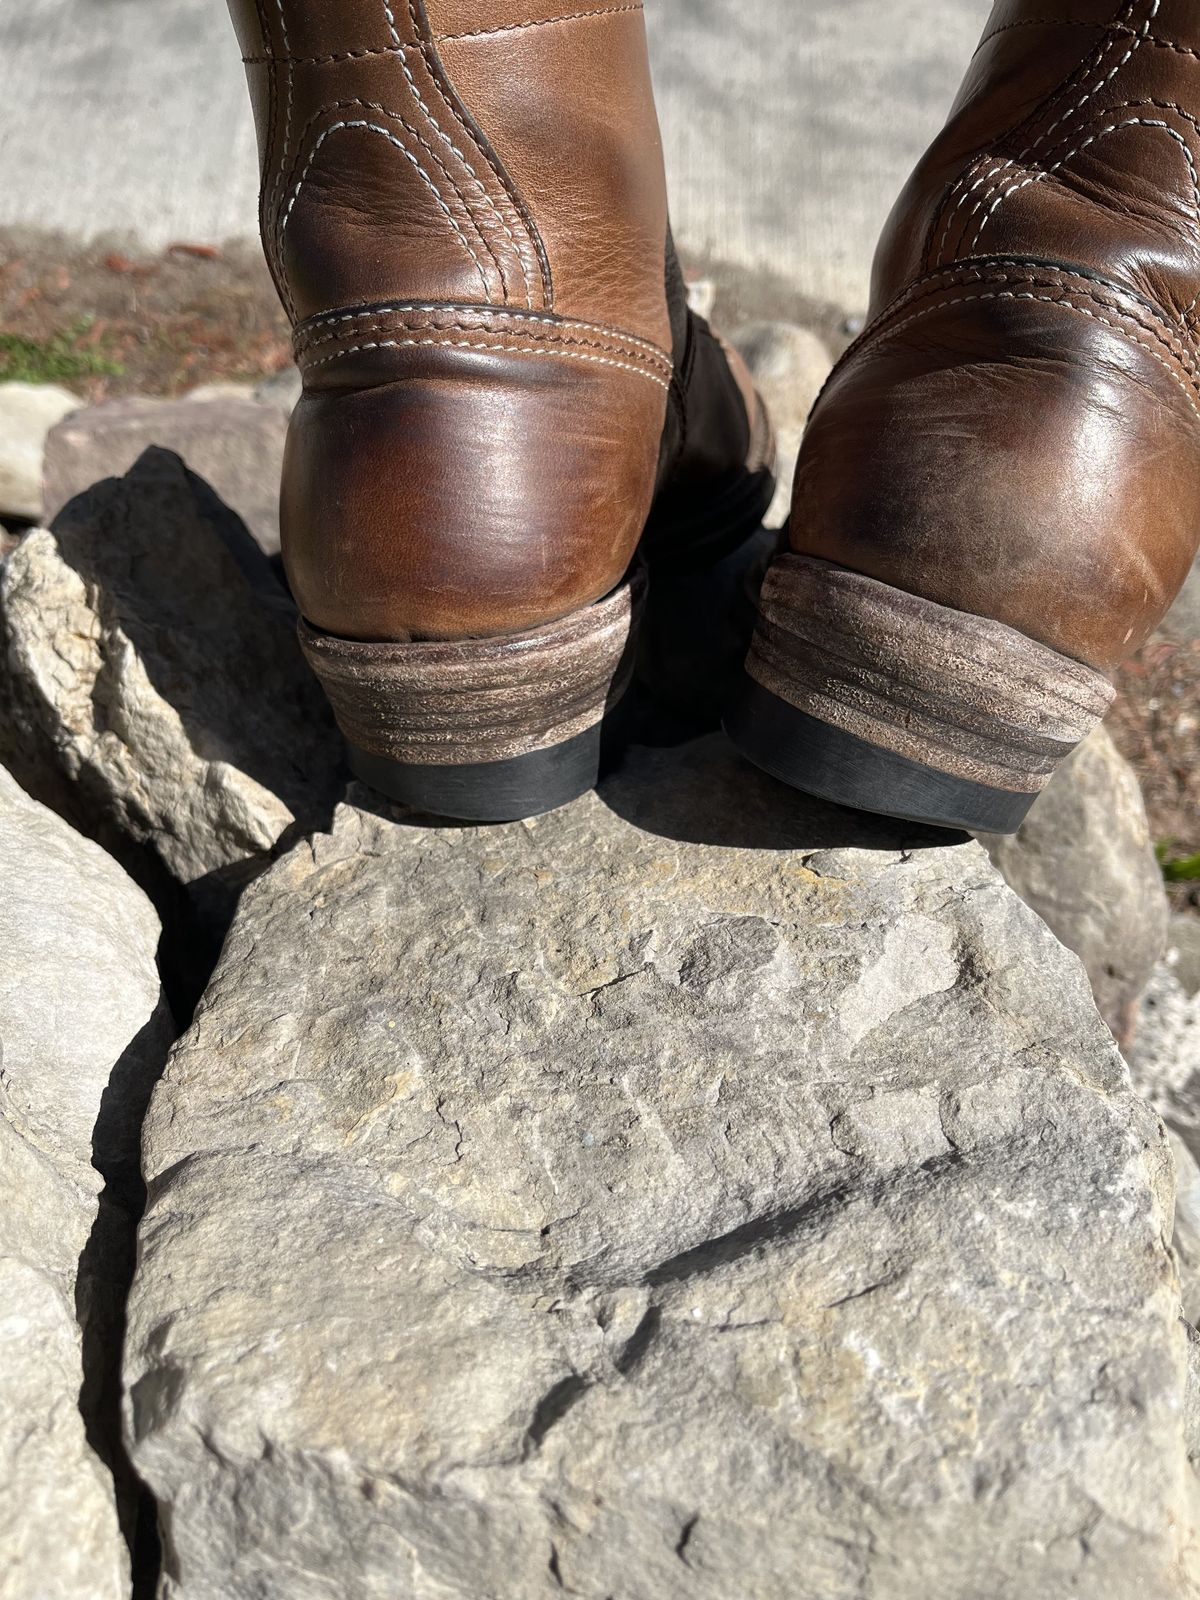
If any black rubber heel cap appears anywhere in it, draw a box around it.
[724,675,1039,836]
[349,723,609,824]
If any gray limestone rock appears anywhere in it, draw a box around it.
[1161,555,1200,647]
[0,380,80,521]
[1128,931,1200,1162]
[126,737,1199,1600]
[43,390,291,556]
[0,448,340,929]
[0,764,172,1600]
[980,726,1168,1045]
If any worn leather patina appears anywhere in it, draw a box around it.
[792,0,1200,673]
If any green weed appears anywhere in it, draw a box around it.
[0,320,124,384]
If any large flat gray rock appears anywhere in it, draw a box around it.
[126,737,1199,1600]
[0,765,172,1600]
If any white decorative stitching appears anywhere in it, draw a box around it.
[300,335,672,389]
[272,0,296,316]
[297,317,673,371]
[959,0,1161,254]
[1030,0,1159,153]
[395,1,535,307]
[285,97,515,299]
[282,122,492,298]
[434,6,644,43]
[933,158,1014,265]
[851,261,1200,378]
[869,287,1200,424]
[968,115,1200,256]
[295,301,671,362]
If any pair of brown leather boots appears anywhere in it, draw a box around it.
[227,0,1200,833]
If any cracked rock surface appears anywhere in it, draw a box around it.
[0,765,172,1600]
[981,726,1168,1047]
[125,738,1198,1600]
[0,447,340,928]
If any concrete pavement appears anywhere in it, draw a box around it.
[0,0,989,308]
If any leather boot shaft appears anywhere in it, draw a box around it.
[225,0,703,640]
[792,0,1200,672]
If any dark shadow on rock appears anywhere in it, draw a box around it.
[2,448,346,1020]
[344,730,966,856]
[47,448,338,818]
[75,1004,174,1585]
[597,732,967,854]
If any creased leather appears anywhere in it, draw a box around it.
[793,0,1200,671]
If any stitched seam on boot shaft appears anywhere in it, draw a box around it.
[291,313,668,364]
[297,334,672,389]
[390,8,531,305]
[960,0,1165,249]
[293,302,670,361]
[964,107,1200,256]
[281,119,493,298]
[293,311,672,371]
[279,97,515,302]
[839,288,1200,424]
[928,0,1158,268]
[256,2,547,315]
[850,261,1200,379]
[405,0,545,307]
[434,6,643,43]
[268,0,298,318]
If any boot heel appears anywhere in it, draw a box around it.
[300,568,645,823]
[724,554,1114,834]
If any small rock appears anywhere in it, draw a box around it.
[0,764,172,1600]
[731,322,833,525]
[1160,554,1200,646]
[43,392,290,556]
[253,365,302,412]
[980,726,1168,1045]
[1127,942,1200,1166]
[685,277,717,320]
[0,381,80,520]
[0,448,341,931]
[1169,916,1200,998]
[126,737,1196,1600]
[184,381,256,404]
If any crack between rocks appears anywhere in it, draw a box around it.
[76,1006,176,1597]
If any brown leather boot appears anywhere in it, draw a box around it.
[727,0,1200,834]
[224,0,773,820]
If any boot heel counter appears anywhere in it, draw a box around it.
[282,327,669,643]
[792,274,1200,671]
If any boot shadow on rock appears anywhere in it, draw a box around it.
[0,448,344,1012]
[596,729,965,856]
